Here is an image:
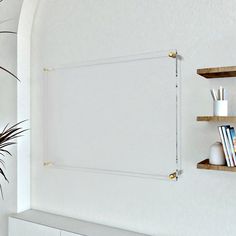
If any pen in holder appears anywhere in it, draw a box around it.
[213,100,228,116]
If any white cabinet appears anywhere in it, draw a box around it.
[9,218,60,236]
[9,210,148,236]
[61,231,83,236]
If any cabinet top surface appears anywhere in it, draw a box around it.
[10,209,149,236]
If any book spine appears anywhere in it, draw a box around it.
[218,126,230,167]
[226,128,236,166]
[229,127,236,153]
[222,126,234,167]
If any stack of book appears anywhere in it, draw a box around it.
[218,125,236,167]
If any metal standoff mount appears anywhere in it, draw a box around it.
[169,171,177,180]
[43,161,54,166]
[168,51,177,58]
[43,68,54,72]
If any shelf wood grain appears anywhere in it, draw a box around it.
[196,116,236,122]
[197,159,236,172]
[197,66,236,78]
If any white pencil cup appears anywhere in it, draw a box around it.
[213,100,228,116]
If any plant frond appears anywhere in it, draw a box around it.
[0,184,3,200]
[3,120,27,132]
[0,66,20,81]
[0,31,17,34]
[0,159,5,168]
[0,168,8,183]
[0,142,17,149]
[0,149,12,156]
[0,120,27,199]
[1,123,9,134]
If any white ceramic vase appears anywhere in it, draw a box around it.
[209,142,225,165]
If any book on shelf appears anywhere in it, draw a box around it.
[226,128,236,166]
[229,127,236,152]
[218,125,236,167]
[222,126,235,166]
[218,126,231,166]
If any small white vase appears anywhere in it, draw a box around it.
[209,142,225,165]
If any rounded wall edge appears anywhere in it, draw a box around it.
[17,0,39,213]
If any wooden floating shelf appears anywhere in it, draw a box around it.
[197,159,236,172]
[197,66,236,78]
[196,116,236,122]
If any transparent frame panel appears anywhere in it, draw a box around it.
[42,50,181,180]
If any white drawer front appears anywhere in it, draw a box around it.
[9,218,60,236]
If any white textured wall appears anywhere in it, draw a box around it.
[0,0,23,235]
[31,1,236,235]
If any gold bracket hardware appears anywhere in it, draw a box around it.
[169,170,183,180]
[43,161,54,166]
[169,171,177,180]
[43,68,54,72]
[168,51,177,58]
